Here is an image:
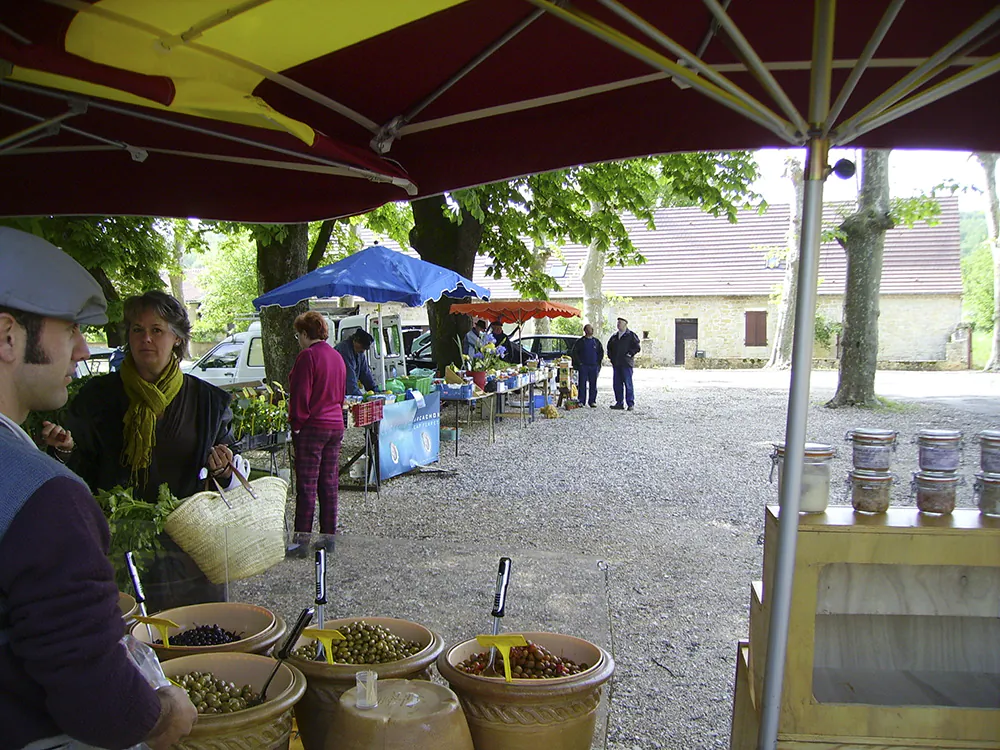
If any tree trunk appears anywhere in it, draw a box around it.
[765,156,804,369]
[307,219,337,272]
[256,224,309,388]
[828,150,894,407]
[531,241,552,334]
[169,229,185,307]
[89,266,123,347]
[976,152,1000,371]
[409,195,483,372]
[581,202,607,337]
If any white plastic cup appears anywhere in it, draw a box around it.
[356,670,378,709]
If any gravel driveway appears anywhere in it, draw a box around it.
[237,367,999,750]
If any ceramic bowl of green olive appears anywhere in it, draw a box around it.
[159,652,306,748]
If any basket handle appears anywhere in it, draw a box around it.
[204,462,256,508]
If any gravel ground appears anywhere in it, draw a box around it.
[235,368,999,750]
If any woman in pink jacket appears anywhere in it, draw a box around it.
[288,311,346,550]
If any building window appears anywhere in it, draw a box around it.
[745,311,767,347]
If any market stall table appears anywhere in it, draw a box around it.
[439,390,496,457]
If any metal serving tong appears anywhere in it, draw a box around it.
[484,557,512,675]
[249,606,314,708]
[314,548,328,661]
[125,551,153,640]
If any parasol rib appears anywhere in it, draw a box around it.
[833,6,1000,140]
[525,0,800,144]
[700,0,810,136]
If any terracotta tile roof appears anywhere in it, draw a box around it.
[471,195,961,299]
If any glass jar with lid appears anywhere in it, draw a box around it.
[770,442,836,513]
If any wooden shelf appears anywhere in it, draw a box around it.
[732,505,1000,749]
[812,667,1000,708]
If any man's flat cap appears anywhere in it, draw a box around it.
[353,328,375,348]
[0,227,108,325]
[617,317,628,324]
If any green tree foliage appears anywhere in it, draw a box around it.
[413,153,762,367]
[960,210,988,257]
[0,216,170,345]
[192,231,259,339]
[551,316,584,337]
[451,153,762,298]
[963,245,995,331]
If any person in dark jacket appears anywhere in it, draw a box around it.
[44,290,238,611]
[606,316,641,410]
[570,324,604,407]
[335,329,378,395]
[0,228,196,750]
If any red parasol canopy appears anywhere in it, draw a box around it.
[1,1,999,221]
[449,300,581,324]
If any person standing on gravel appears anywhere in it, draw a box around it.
[0,228,196,750]
[607,317,640,411]
[571,324,603,408]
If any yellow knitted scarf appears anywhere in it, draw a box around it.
[120,352,184,486]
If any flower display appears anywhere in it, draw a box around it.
[465,331,506,372]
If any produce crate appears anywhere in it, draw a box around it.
[400,375,433,395]
[350,399,384,426]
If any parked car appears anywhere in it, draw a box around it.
[514,334,579,361]
[74,345,115,378]
[184,312,408,389]
[406,329,435,371]
[402,325,428,354]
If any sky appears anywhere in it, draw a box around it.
[751,148,990,213]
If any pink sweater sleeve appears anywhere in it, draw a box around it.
[288,348,314,432]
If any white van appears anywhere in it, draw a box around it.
[184,311,406,390]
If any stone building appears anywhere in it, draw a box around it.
[472,196,963,367]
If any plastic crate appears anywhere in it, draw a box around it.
[400,375,433,395]
[350,399,384,426]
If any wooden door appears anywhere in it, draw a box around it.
[675,319,698,364]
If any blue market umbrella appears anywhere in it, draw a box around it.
[253,245,490,309]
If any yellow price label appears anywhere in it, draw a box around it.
[134,615,181,648]
[302,627,346,665]
[475,634,528,682]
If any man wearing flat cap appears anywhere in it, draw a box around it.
[335,327,379,396]
[606,316,641,411]
[0,228,196,749]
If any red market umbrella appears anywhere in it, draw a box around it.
[3,6,1000,747]
[1,2,999,221]
[448,300,581,325]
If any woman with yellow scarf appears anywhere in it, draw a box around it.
[43,291,237,610]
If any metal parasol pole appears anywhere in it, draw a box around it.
[757,2,833,749]
[377,303,386,389]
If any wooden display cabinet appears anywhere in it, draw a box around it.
[731,506,1000,749]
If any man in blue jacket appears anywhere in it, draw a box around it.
[606,317,641,411]
[570,324,604,408]
[335,328,379,395]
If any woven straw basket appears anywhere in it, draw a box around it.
[164,476,288,584]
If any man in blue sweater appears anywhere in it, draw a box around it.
[571,324,604,408]
[0,228,196,750]
[606,316,641,411]
[335,329,379,396]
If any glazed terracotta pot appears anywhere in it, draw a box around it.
[469,370,487,389]
[329,678,475,750]
[130,601,285,661]
[160,652,306,750]
[118,592,138,634]
[288,617,444,750]
[437,632,615,750]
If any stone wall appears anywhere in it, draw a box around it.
[560,294,961,367]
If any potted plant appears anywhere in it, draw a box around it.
[464,334,507,389]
